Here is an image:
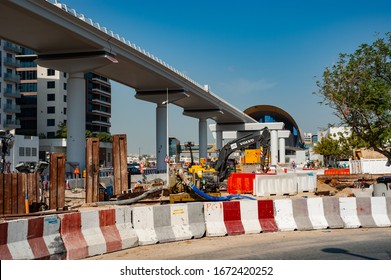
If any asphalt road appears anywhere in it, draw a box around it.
[88,227,391,260]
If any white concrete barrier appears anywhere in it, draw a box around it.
[307,197,329,229]
[132,206,158,245]
[240,200,262,234]
[204,202,227,237]
[274,199,297,231]
[370,197,391,227]
[115,207,138,249]
[339,198,361,228]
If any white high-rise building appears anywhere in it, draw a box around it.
[36,66,68,138]
[0,40,21,131]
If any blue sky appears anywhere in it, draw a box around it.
[61,0,391,154]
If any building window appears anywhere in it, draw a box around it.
[64,83,67,90]
[47,81,55,89]
[26,147,31,157]
[47,69,55,76]
[47,93,55,101]
[47,106,55,114]
[63,95,67,102]
[32,148,37,157]
[47,119,55,126]
[64,108,67,115]
[19,147,24,157]
[47,132,55,138]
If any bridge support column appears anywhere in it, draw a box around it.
[279,137,286,164]
[278,130,291,164]
[199,118,208,159]
[216,130,223,151]
[156,104,167,172]
[270,129,278,166]
[67,72,86,171]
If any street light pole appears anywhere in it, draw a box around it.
[166,88,169,188]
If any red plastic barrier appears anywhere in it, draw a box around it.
[324,168,350,175]
[257,200,278,232]
[227,173,256,194]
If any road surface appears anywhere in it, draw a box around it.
[88,227,391,260]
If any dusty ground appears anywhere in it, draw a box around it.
[65,177,362,210]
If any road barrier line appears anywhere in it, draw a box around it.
[291,198,313,231]
[370,197,391,227]
[356,197,377,227]
[257,200,278,232]
[339,197,361,228]
[132,206,158,245]
[240,200,262,234]
[322,197,344,228]
[115,207,139,249]
[274,199,297,231]
[223,201,245,235]
[204,202,227,237]
[307,197,329,230]
[187,202,206,238]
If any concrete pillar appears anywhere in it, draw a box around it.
[270,129,278,166]
[156,103,167,171]
[199,118,208,159]
[67,72,86,171]
[216,130,223,151]
[279,137,286,163]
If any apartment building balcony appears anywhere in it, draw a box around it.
[91,88,111,96]
[3,73,21,83]
[91,109,111,117]
[3,88,21,98]
[3,41,22,53]
[92,120,111,127]
[92,77,110,86]
[3,57,21,68]
[91,98,110,106]
[3,119,21,129]
[3,103,21,113]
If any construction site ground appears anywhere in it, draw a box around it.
[64,173,386,210]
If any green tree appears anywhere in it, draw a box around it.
[313,132,365,166]
[55,121,67,138]
[315,33,391,165]
[313,135,340,166]
[97,132,112,142]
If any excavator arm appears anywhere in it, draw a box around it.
[214,127,270,182]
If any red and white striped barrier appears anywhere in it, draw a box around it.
[0,215,65,260]
[204,200,279,237]
[59,208,138,260]
[2,196,390,260]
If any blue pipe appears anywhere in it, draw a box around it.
[189,183,255,201]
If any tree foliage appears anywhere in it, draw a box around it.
[55,122,67,138]
[315,33,391,164]
[55,123,112,142]
[313,132,363,165]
